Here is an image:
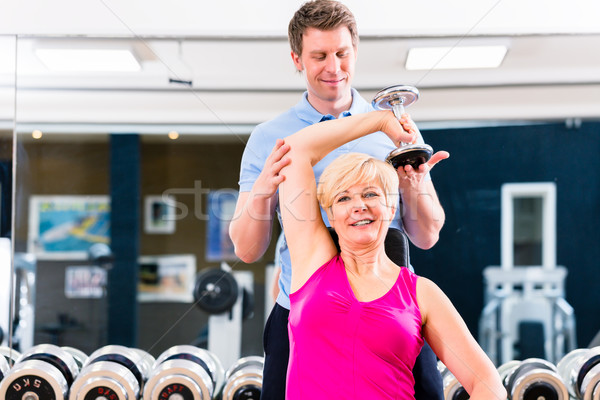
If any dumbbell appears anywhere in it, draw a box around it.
[372,84,434,170]
[436,361,469,400]
[0,346,21,368]
[61,347,88,371]
[498,360,522,384]
[143,345,225,400]
[222,356,264,400]
[0,343,79,400]
[0,351,9,382]
[69,345,155,400]
[503,358,568,400]
[557,347,600,400]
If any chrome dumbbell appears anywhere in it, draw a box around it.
[0,351,9,382]
[0,343,79,400]
[69,345,155,400]
[61,347,88,371]
[0,345,20,380]
[144,345,225,400]
[497,360,522,385]
[371,84,433,170]
[222,356,264,400]
[503,358,568,400]
[436,361,469,400]
[0,346,21,368]
[557,347,600,400]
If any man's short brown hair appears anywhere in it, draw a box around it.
[288,0,359,56]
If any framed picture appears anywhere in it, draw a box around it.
[138,254,196,302]
[144,195,176,234]
[28,195,110,260]
[65,266,107,299]
[205,189,238,261]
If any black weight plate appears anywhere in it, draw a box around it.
[233,385,261,400]
[523,381,558,400]
[386,148,432,170]
[194,268,239,314]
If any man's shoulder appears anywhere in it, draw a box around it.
[250,106,309,140]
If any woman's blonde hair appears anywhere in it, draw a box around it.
[317,152,399,210]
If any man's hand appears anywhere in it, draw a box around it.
[254,138,291,199]
[396,113,449,190]
[229,139,291,263]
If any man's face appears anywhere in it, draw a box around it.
[291,26,357,109]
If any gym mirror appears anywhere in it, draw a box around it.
[9,35,274,366]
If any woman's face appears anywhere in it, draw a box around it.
[327,180,395,246]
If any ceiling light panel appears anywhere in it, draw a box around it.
[405,45,508,70]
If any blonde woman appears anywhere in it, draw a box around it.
[278,110,505,400]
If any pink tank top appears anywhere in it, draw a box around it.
[287,254,424,400]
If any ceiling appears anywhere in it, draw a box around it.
[1,0,600,135]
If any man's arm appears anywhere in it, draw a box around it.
[399,163,446,250]
[396,114,448,249]
[229,139,290,263]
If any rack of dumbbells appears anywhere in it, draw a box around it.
[0,343,263,400]
[434,347,600,400]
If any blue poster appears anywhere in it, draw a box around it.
[206,189,238,261]
[28,196,111,260]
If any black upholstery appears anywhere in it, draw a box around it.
[327,227,410,268]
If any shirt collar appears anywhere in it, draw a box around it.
[294,88,371,124]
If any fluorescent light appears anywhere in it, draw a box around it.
[406,45,507,70]
[35,48,141,72]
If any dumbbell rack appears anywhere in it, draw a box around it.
[0,343,263,400]
[479,265,577,365]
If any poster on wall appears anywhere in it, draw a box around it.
[28,195,111,260]
[138,254,196,302]
[205,189,238,261]
[65,266,107,299]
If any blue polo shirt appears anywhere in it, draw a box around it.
[238,89,423,309]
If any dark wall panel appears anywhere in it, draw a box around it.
[414,121,600,347]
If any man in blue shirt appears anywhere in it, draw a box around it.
[230,1,448,399]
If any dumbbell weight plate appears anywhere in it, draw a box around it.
[0,352,9,381]
[385,145,433,170]
[581,363,600,400]
[155,345,224,391]
[148,345,223,400]
[203,348,225,395]
[144,364,207,400]
[129,348,156,381]
[557,348,590,399]
[441,370,466,399]
[61,347,88,371]
[1,344,79,400]
[576,348,600,400]
[85,345,147,388]
[18,344,80,386]
[225,356,264,380]
[436,360,469,399]
[372,85,420,111]
[0,346,21,367]
[507,359,567,400]
[70,345,149,400]
[497,360,522,386]
[194,268,239,314]
[69,360,139,400]
[223,356,264,400]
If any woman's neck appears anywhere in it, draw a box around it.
[339,242,389,276]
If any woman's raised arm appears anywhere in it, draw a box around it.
[278,111,411,291]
